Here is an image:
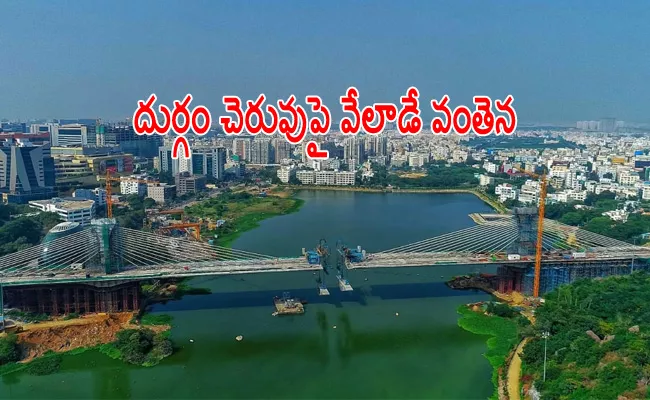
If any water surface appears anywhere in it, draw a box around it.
[1,191,496,399]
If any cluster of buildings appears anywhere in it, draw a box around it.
[4,115,650,226]
[477,131,650,222]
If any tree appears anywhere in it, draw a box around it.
[113,328,173,366]
[0,334,20,364]
[288,175,301,185]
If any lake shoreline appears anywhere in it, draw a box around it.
[285,185,508,214]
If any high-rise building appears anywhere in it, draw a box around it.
[599,118,616,133]
[0,141,56,203]
[51,124,88,146]
[232,138,251,162]
[272,139,292,164]
[158,146,189,175]
[192,147,227,181]
[98,124,162,157]
[344,137,365,167]
[250,138,272,164]
[366,136,387,157]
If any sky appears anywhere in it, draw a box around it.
[0,0,649,124]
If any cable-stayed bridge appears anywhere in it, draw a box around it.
[0,212,649,295]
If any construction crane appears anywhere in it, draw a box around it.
[515,167,547,298]
[145,209,186,230]
[103,171,159,218]
[158,222,202,241]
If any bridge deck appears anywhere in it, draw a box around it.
[350,249,650,269]
[1,258,320,287]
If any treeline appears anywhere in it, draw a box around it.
[521,274,650,399]
[361,162,479,189]
[0,204,61,256]
[113,194,156,230]
[543,191,650,243]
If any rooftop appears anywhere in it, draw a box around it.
[30,197,95,210]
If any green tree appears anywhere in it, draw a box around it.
[0,334,20,364]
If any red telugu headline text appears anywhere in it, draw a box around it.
[132,87,517,160]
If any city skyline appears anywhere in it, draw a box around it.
[1,1,649,124]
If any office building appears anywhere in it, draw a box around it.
[52,146,134,179]
[1,122,27,133]
[51,124,88,146]
[73,188,107,206]
[97,124,162,157]
[191,146,227,180]
[175,172,207,196]
[29,198,95,225]
[147,183,176,204]
[0,141,56,203]
[158,146,190,175]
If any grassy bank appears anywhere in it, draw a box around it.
[0,312,174,377]
[286,185,508,214]
[186,192,305,247]
[457,305,519,400]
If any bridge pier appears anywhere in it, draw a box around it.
[4,282,141,316]
[495,258,648,296]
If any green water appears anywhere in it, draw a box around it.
[1,191,497,399]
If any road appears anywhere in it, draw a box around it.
[507,338,530,400]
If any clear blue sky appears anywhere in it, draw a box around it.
[1,0,648,124]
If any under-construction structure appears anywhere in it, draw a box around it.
[336,241,362,292]
[3,281,140,315]
[496,208,646,295]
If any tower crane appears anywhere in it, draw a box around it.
[515,167,548,298]
[102,171,159,218]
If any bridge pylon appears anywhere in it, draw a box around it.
[512,207,538,256]
[89,218,124,274]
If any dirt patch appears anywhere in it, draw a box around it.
[17,313,169,363]
[398,172,427,178]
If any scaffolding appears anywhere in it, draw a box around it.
[512,207,538,256]
[518,259,647,295]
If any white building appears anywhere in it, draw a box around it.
[518,180,541,205]
[335,171,356,186]
[479,175,495,186]
[643,183,650,200]
[29,198,95,225]
[618,171,639,186]
[495,183,517,202]
[315,171,336,185]
[120,176,148,196]
[296,170,315,185]
[483,162,498,174]
[408,153,427,168]
[51,124,88,147]
[276,166,295,184]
